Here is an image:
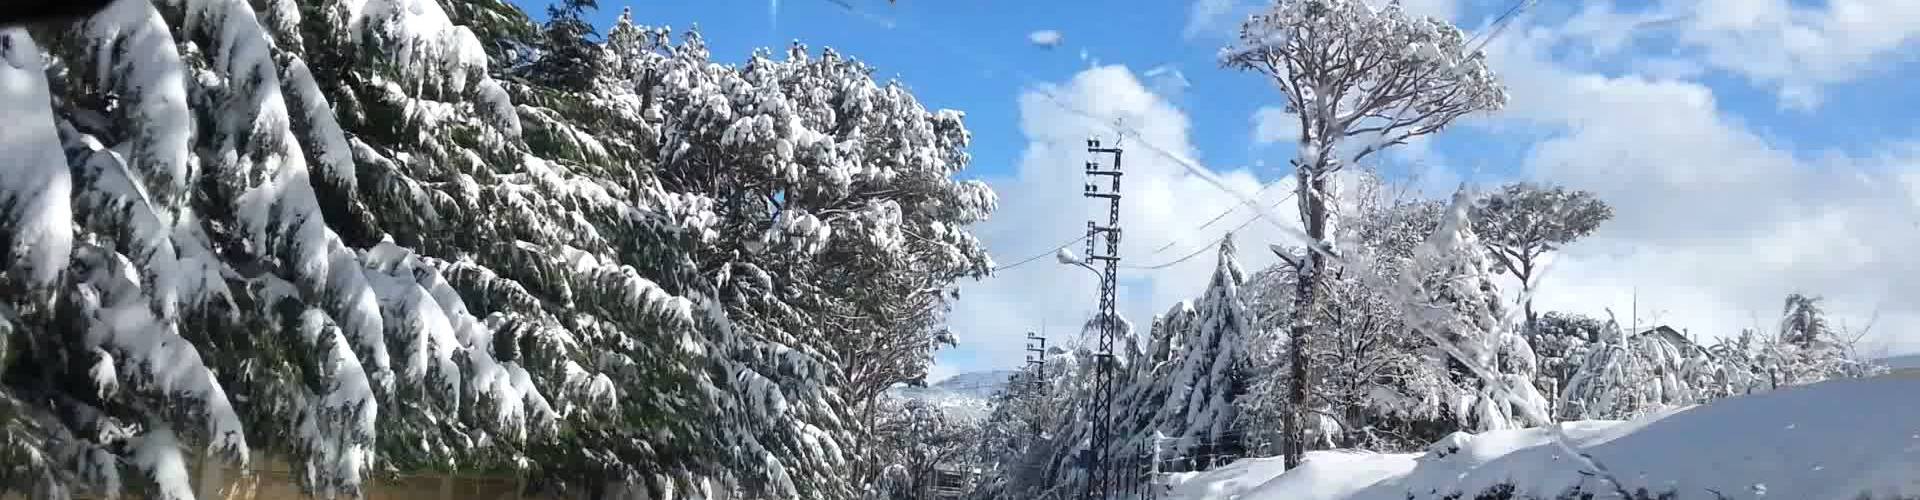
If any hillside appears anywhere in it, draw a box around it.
[886,370,1017,421]
[1163,374,1920,500]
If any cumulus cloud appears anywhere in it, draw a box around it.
[1252,106,1299,146]
[1476,18,1920,355]
[935,0,1920,379]
[939,66,1302,374]
[1557,0,1920,111]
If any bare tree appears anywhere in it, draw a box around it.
[1470,182,1614,335]
[1223,0,1505,468]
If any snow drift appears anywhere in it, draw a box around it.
[1163,374,1920,500]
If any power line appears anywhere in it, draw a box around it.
[805,0,1332,259]
[1144,181,1286,258]
[1123,192,1289,271]
[991,234,1092,272]
[809,0,1543,271]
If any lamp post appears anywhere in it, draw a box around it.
[1056,248,1101,276]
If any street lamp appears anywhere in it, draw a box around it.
[1055,248,1102,278]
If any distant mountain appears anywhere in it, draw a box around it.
[887,369,1018,421]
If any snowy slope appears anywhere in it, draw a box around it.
[887,370,1016,421]
[1165,375,1920,500]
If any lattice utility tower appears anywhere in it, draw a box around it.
[1024,331,1049,438]
[1024,331,1049,391]
[1081,137,1124,500]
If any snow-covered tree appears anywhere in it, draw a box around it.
[1125,237,1253,464]
[969,349,1077,500]
[530,0,602,92]
[1115,302,1192,463]
[1223,0,1505,467]
[1779,293,1831,348]
[1240,172,1463,452]
[1007,316,1134,500]
[1470,182,1613,335]
[1695,299,1881,399]
[580,24,996,498]
[1392,189,1547,433]
[1529,312,1606,408]
[1558,321,1700,420]
[3,1,997,498]
[867,397,982,500]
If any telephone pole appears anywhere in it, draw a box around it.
[1081,137,1124,500]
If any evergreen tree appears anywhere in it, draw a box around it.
[1393,189,1548,432]
[1113,302,1190,468]
[531,0,602,92]
[1139,236,1253,463]
[1,1,997,499]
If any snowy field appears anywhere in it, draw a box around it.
[1162,374,1920,500]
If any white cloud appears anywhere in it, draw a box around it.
[1184,0,1237,40]
[935,1,1920,380]
[1476,20,1920,356]
[939,66,1301,375]
[1563,0,1920,110]
[1144,65,1193,101]
[1389,0,1461,22]
[1251,106,1299,146]
[1028,29,1064,48]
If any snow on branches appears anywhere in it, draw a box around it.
[1223,0,1505,167]
[2,1,998,498]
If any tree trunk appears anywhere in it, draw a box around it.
[1519,258,1537,340]
[1283,165,1329,469]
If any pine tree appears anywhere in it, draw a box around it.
[1113,302,1190,468]
[1137,236,1253,463]
[1394,189,1548,432]
[1224,0,1506,467]
[531,0,601,92]
[4,1,998,498]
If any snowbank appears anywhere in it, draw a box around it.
[1164,454,1417,500]
[1169,376,1920,500]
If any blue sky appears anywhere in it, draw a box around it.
[517,0,1920,378]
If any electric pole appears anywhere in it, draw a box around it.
[1081,137,1124,500]
[1025,331,1049,439]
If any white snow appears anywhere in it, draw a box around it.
[0,29,74,289]
[1167,375,1920,500]
[79,0,195,209]
[132,426,197,500]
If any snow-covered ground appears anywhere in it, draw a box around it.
[1162,374,1920,500]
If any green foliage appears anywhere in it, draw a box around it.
[530,0,601,92]
[1,1,994,499]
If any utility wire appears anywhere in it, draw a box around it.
[1125,191,1293,270]
[991,234,1091,272]
[1145,181,1287,257]
[811,0,1542,276]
